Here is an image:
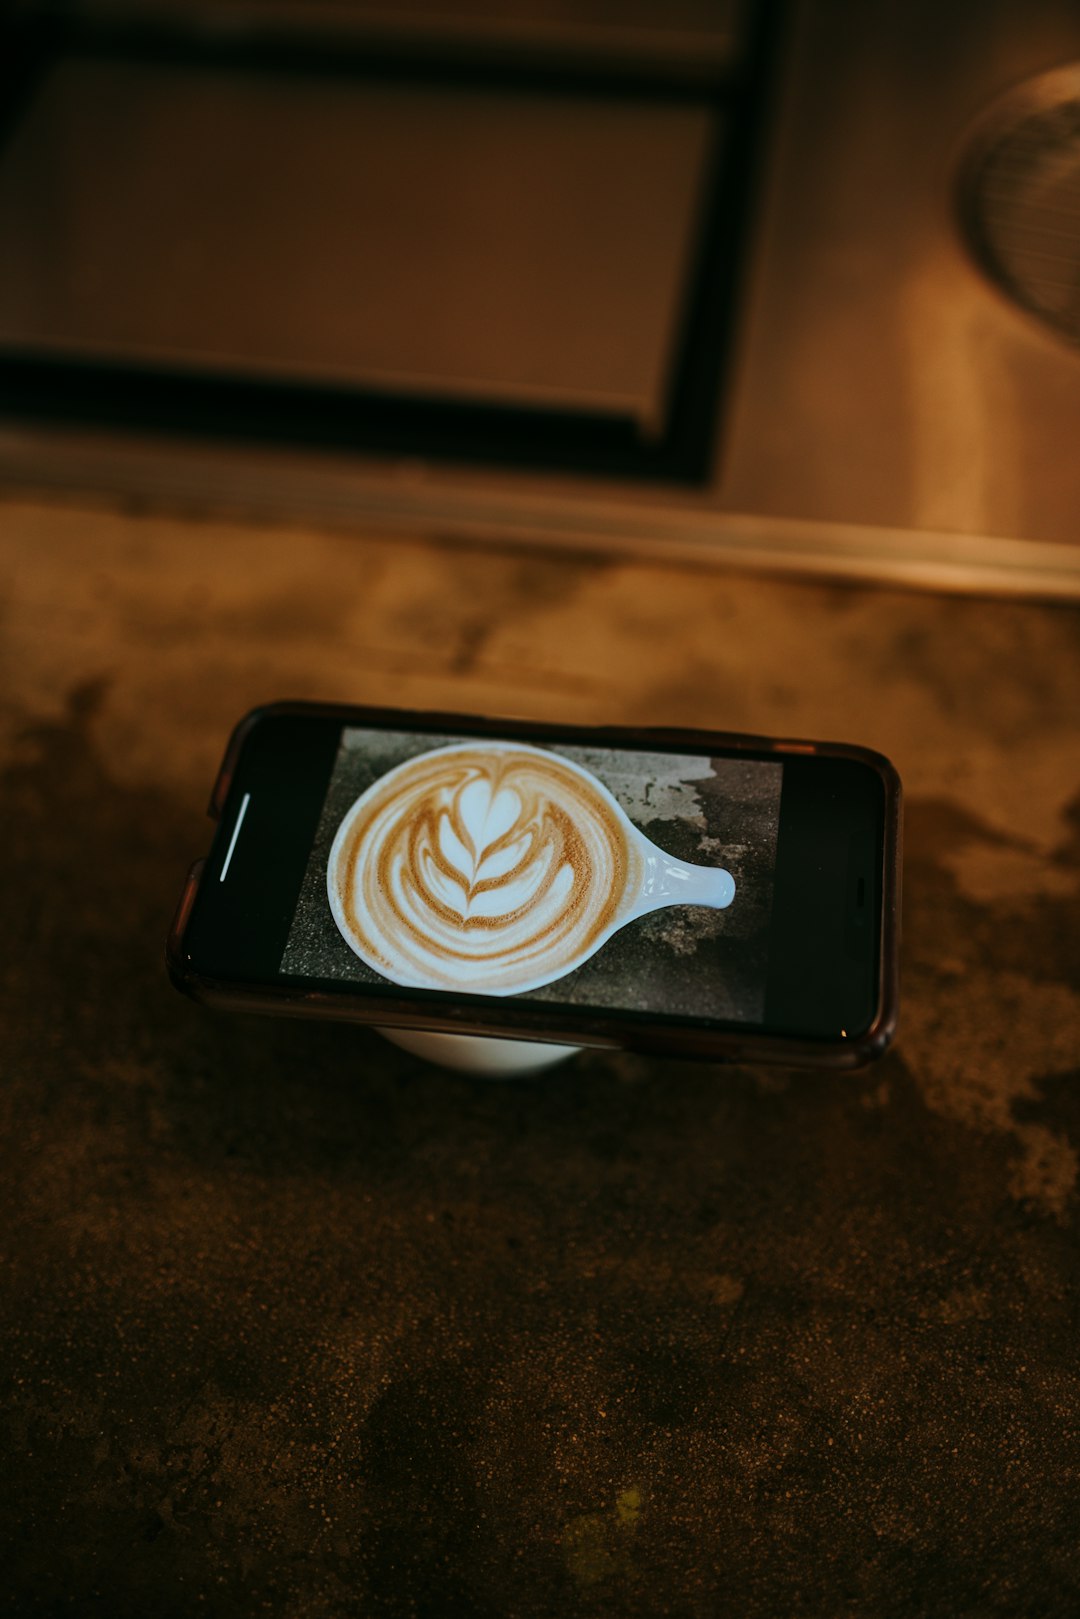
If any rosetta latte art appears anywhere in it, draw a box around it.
[327,743,643,994]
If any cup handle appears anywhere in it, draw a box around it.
[634,845,736,917]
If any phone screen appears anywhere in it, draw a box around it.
[281,725,784,1026]
[178,709,889,1051]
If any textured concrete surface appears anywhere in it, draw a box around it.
[2,498,1079,1616]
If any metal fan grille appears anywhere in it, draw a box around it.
[963,68,1080,345]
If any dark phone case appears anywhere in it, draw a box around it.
[167,701,902,1069]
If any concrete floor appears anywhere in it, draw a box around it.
[2,497,1079,1615]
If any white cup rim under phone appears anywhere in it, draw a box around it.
[327,740,736,996]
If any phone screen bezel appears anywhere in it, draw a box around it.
[170,703,900,1065]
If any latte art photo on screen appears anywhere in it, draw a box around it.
[327,744,645,994]
[282,729,783,1024]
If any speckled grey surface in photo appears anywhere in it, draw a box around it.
[281,729,782,1022]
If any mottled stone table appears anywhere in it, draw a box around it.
[2,500,1078,1616]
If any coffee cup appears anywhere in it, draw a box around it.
[327,741,735,996]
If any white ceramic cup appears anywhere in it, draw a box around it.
[376,1027,585,1075]
[327,740,735,997]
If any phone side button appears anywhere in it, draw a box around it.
[167,860,206,955]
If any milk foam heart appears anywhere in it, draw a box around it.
[327,742,643,994]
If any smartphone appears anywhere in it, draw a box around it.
[167,703,901,1067]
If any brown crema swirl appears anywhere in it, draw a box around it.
[330,744,642,993]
